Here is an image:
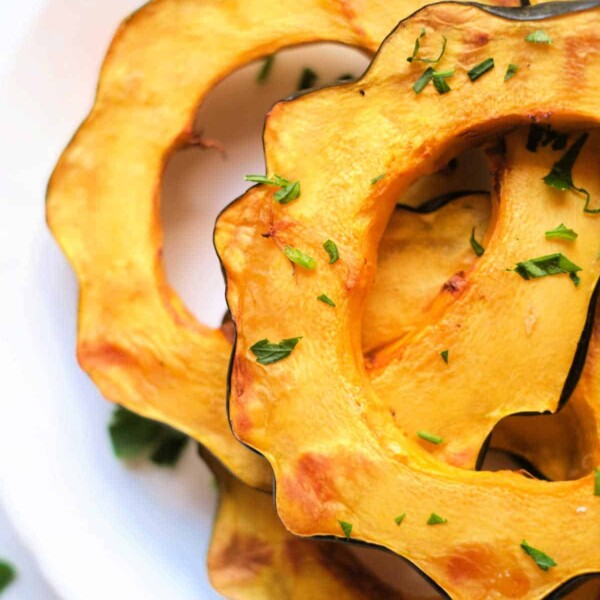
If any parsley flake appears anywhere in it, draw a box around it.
[440,350,449,365]
[407,29,447,64]
[317,294,336,307]
[525,30,552,44]
[427,513,448,525]
[323,239,339,264]
[245,173,301,204]
[250,337,302,365]
[521,540,557,571]
[395,513,406,526]
[257,54,275,84]
[0,561,16,593]
[513,253,582,286]
[413,67,434,94]
[545,223,578,241]
[418,431,444,445]
[371,173,386,185]
[339,520,353,539]
[504,63,519,81]
[284,245,316,270]
[470,228,485,256]
[432,69,454,94]
[468,57,494,82]
[109,406,189,466]
[594,467,600,496]
[543,133,597,214]
[298,67,318,91]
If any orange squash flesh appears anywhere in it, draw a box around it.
[46,0,518,492]
[215,3,600,598]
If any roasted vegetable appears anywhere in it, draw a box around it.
[215,3,600,597]
[46,0,518,492]
[204,451,405,600]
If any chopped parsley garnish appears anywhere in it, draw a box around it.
[395,513,406,526]
[323,239,339,264]
[407,28,447,64]
[545,223,578,241]
[427,513,448,525]
[250,337,302,365]
[109,406,189,466]
[543,133,597,214]
[468,58,494,82]
[284,245,316,270]
[512,253,582,286]
[371,173,386,185]
[418,431,444,445]
[595,467,600,496]
[317,294,336,307]
[432,69,454,95]
[440,350,449,365]
[245,174,301,204]
[413,67,435,94]
[527,124,568,152]
[298,67,318,91]
[0,561,16,593]
[525,30,552,44]
[339,520,353,539]
[521,540,557,571]
[470,228,485,256]
[504,63,519,81]
[257,54,275,84]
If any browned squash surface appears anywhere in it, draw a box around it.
[215,3,600,598]
[46,0,518,492]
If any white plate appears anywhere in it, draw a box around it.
[0,1,435,598]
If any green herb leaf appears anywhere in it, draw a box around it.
[245,174,301,204]
[440,350,449,365]
[470,228,485,256]
[513,253,582,286]
[371,173,386,185]
[543,133,597,213]
[395,513,406,526]
[432,69,455,95]
[317,294,336,307]
[521,540,557,571]
[0,561,16,593]
[468,57,494,82]
[418,431,444,445]
[150,430,189,466]
[407,29,447,64]
[298,67,318,91]
[525,30,552,44]
[323,239,339,264]
[109,406,189,466]
[339,520,353,539]
[594,467,600,496]
[257,54,275,84]
[427,513,448,525]
[545,223,578,241]
[504,63,519,81]
[250,337,302,365]
[284,245,316,270]
[407,28,426,62]
[413,67,434,94]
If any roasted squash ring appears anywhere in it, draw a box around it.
[47,0,524,491]
[215,3,600,598]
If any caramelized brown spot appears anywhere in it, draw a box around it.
[464,31,490,48]
[210,533,274,583]
[444,544,530,598]
[442,271,467,297]
[78,341,136,369]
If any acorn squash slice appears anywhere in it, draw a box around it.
[215,3,600,598]
[203,450,407,600]
[46,0,521,492]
